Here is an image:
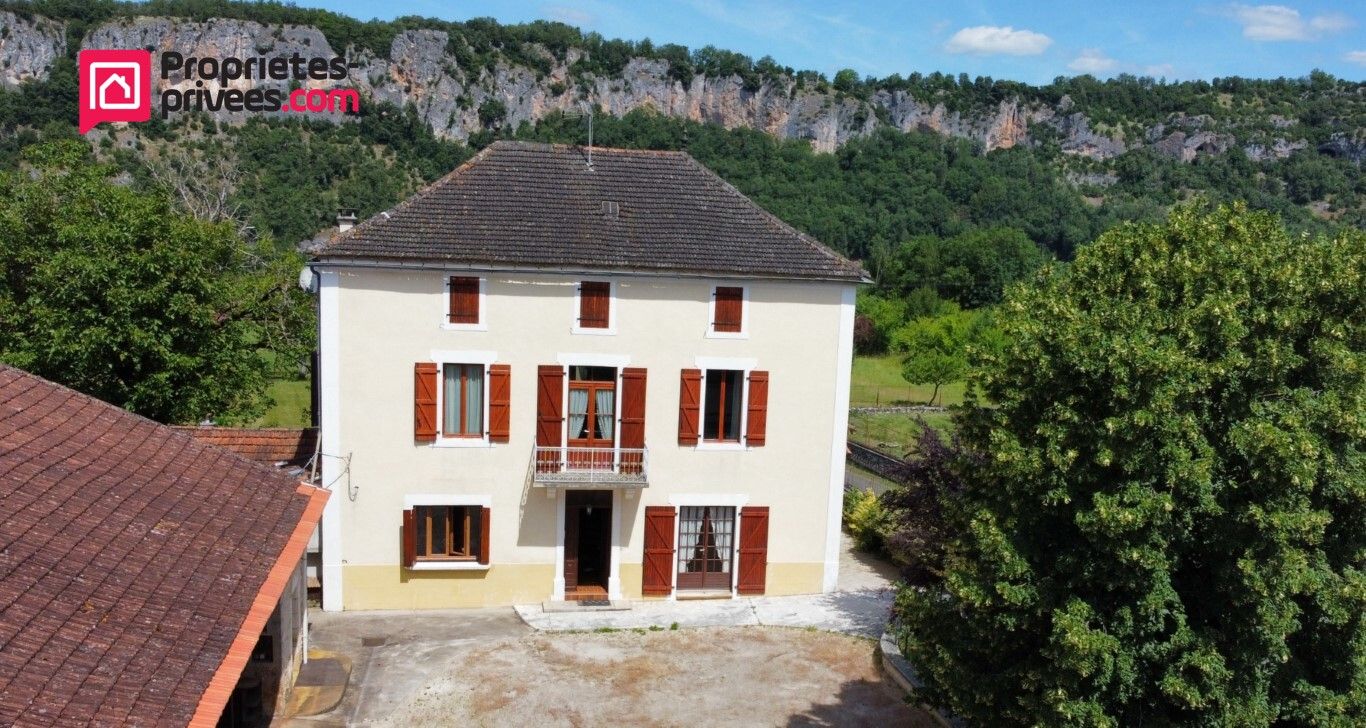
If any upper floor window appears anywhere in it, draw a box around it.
[444,276,485,330]
[703,369,744,442]
[710,286,745,335]
[575,280,614,334]
[443,363,484,438]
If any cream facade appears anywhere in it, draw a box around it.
[315,264,856,611]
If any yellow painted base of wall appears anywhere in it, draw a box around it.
[339,562,826,610]
[342,564,556,610]
[763,563,825,596]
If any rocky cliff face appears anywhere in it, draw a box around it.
[0,11,65,90]
[2,13,1344,163]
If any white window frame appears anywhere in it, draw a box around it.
[571,279,617,336]
[440,274,488,332]
[404,494,492,571]
[430,349,497,448]
[705,284,749,340]
[694,356,758,451]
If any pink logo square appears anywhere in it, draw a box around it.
[79,49,152,134]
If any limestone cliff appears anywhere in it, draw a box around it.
[2,12,1352,163]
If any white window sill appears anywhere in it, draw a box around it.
[705,330,749,340]
[695,441,749,452]
[570,326,617,336]
[431,437,492,448]
[441,322,488,332]
[407,561,490,572]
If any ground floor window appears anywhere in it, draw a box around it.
[416,505,481,561]
[677,506,736,590]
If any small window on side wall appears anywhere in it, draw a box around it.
[448,276,481,326]
[712,286,744,333]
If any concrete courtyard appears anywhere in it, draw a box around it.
[284,535,932,726]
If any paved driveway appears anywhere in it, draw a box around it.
[287,535,918,726]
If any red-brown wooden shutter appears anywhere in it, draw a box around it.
[536,365,564,457]
[579,281,610,329]
[737,506,769,595]
[713,286,743,332]
[620,368,647,474]
[746,370,769,447]
[488,364,511,442]
[401,508,417,568]
[448,276,480,324]
[678,369,701,445]
[478,507,491,565]
[643,506,676,596]
[414,362,438,442]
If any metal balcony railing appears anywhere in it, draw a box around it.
[532,446,649,487]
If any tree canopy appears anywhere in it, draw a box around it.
[895,203,1366,725]
[0,142,312,423]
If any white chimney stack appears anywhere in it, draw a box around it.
[337,209,358,233]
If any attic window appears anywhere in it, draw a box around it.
[601,201,619,218]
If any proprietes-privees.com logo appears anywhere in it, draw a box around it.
[80,49,361,134]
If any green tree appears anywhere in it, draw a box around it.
[896,204,1366,725]
[0,142,312,423]
[894,309,996,405]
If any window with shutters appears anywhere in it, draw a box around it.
[442,363,484,438]
[403,499,491,569]
[442,276,486,331]
[687,366,769,449]
[708,286,746,338]
[416,505,481,561]
[573,280,614,334]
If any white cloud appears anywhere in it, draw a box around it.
[1227,4,1354,41]
[944,26,1053,56]
[1144,63,1177,78]
[1346,50,1366,64]
[1068,49,1118,74]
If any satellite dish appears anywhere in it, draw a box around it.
[298,265,318,293]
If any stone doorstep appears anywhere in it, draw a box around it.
[541,599,633,613]
[283,649,352,719]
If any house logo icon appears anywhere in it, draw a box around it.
[79,50,151,134]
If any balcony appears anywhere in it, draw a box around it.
[532,446,649,488]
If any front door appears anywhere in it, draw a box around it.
[677,506,736,590]
[564,490,613,597]
[567,366,616,470]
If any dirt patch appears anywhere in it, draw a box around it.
[368,627,936,727]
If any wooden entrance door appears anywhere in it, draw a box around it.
[564,491,612,594]
[676,506,736,590]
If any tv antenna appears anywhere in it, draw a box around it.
[563,105,594,168]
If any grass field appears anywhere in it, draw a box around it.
[848,410,953,456]
[850,354,965,407]
[254,379,311,428]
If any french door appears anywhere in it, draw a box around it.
[567,366,616,469]
[676,506,736,590]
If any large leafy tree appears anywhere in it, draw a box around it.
[896,204,1366,725]
[0,142,312,424]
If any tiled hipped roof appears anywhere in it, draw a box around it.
[173,426,318,467]
[0,365,328,727]
[318,141,870,283]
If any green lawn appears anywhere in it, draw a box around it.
[848,410,954,456]
[254,379,311,428]
[850,354,965,407]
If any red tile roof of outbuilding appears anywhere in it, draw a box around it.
[0,365,328,727]
[172,426,317,467]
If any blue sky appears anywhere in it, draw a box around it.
[315,1,1366,83]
